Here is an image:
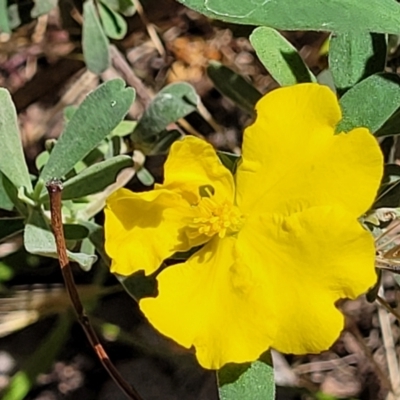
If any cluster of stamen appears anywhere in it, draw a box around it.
[190,196,243,239]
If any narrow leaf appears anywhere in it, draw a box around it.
[0,0,10,33]
[40,79,135,182]
[7,4,20,30]
[218,360,275,400]
[376,108,400,137]
[41,155,133,201]
[207,62,261,114]
[0,172,14,211]
[0,89,32,191]
[82,0,111,74]
[24,211,97,270]
[177,0,400,35]
[136,167,155,186]
[1,173,27,216]
[374,164,400,208]
[132,82,198,152]
[217,151,240,174]
[338,73,400,134]
[329,32,386,93]
[119,271,158,301]
[105,0,136,16]
[31,0,58,18]
[99,1,128,39]
[250,27,316,86]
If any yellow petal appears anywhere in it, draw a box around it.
[140,236,277,369]
[104,188,194,276]
[236,84,383,216]
[237,205,377,354]
[161,136,235,205]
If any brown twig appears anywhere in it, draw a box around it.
[46,179,143,400]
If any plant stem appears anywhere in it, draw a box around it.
[46,179,142,400]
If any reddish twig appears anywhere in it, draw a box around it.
[46,179,143,400]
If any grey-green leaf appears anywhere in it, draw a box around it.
[376,108,400,137]
[24,211,97,270]
[0,0,10,33]
[218,360,275,400]
[0,89,32,192]
[99,1,128,39]
[250,27,316,86]
[7,5,20,30]
[31,0,58,18]
[207,61,261,114]
[42,155,133,201]
[217,151,240,174]
[119,271,158,301]
[104,0,136,16]
[136,167,155,186]
[40,79,135,182]
[82,0,111,74]
[329,32,386,93]
[132,82,198,152]
[337,73,400,134]
[0,172,14,211]
[177,0,400,34]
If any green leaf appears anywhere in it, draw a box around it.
[104,0,136,16]
[374,164,400,208]
[217,151,240,174]
[99,1,127,39]
[119,271,158,301]
[40,79,135,183]
[149,130,183,154]
[0,0,10,33]
[329,32,386,93]
[7,5,20,30]
[132,82,198,152]
[64,224,90,241]
[1,314,72,400]
[24,211,97,270]
[41,155,133,201]
[376,107,400,137]
[136,167,155,186]
[250,27,316,86]
[80,221,111,266]
[0,172,14,211]
[1,173,27,216]
[337,73,400,134]
[0,218,24,242]
[111,120,137,137]
[35,150,50,171]
[177,0,400,34]
[31,0,58,18]
[0,88,32,192]
[218,358,275,400]
[82,0,111,74]
[207,61,261,114]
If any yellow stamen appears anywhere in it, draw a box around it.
[189,197,243,239]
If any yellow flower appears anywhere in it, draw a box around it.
[104,83,383,370]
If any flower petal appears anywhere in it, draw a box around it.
[140,236,278,369]
[237,205,377,354]
[104,188,194,276]
[161,136,235,205]
[236,84,383,216]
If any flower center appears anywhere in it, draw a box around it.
[190,196,243,239]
